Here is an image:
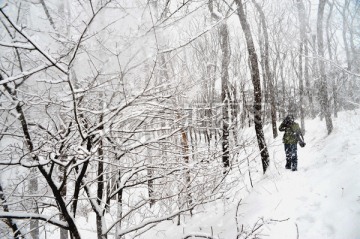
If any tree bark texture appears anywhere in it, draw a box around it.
[297,0,306,134]
[304,35,314,118]
[0,183,24,239]
[235,0,270,173]
[317,0,333,134]
[208,0,231,168]
[220,23,231,168]
[252,0,278,139]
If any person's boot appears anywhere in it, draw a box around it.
[292,162,297,171]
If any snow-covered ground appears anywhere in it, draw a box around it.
[139,110,360,239]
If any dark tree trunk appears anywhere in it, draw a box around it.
[0,183,24,239]
[97,131,106,239]
[235,0,270,173]
[115,171,123,239]
[59,159,68,239]
[208,0,231,168]
[252,0,278,139]
[181,128,192,206]
[220,23,231,168]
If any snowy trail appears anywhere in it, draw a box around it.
[140,111,360,239]
[238,112,360,239]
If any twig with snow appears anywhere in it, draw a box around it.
[236,199,243,239]
[0,8,68,75]
[159,9,236,54]
[0,64,53,85]
[0,212,69,229]
[0,41,35,50]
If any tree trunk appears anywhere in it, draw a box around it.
[326,1,338,118]
[311,34,319,117]
[304,37,314,118]
[281,55,287,119]
[14,102,40,239]
[12,5,40,235]
[208,0,231,168]
[147,131,155,207]
[115,171,123,239]
[297,0,306,134]
[340,0,352,71]
[0,183,24,239]
[59,160,68,239]
[97,138,106,239]
[317,0,333,134]
[220,23,231,168]
[181,128,192,207]
[235,0,270,173]
[252,0,278,139]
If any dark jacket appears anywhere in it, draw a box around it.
[279,120,303,145]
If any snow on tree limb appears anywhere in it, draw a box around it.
[0,41,35,50]
[0,8,68,75]
[304,54,360,78]
[0,64,52,85]
[159,9,236,54]
[0,212,69,229]
[107,196,220,237]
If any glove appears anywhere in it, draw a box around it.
[299,141,306,148]
[281,120,290,128]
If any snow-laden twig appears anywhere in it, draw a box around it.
[0,8,67,75]
[116,128,182,159]
[303,54,360,78]
[67,72,86,141]
[346,101,360,107]
[107,196,218,237]
[159,9,236,54]
[235,199,243,239]
[68,0,113,67]
[0,212,69,229]
[0,64,52,85]
[0,41,35,50]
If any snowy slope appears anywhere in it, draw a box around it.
[139,110,360,239]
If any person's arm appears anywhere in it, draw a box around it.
[279,120,288,132]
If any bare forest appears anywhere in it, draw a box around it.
[0,0,359,238]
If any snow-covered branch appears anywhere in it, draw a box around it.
[304,54,360,78]
[0,41,35,50]
[0,212,69,229]
[0,8,68,75]
[0,64,52,85]
[68,0,113,67]
[160,10,235,54]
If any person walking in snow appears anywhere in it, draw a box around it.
[279,114,306,171]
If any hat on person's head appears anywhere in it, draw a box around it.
[285,114,294,123]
